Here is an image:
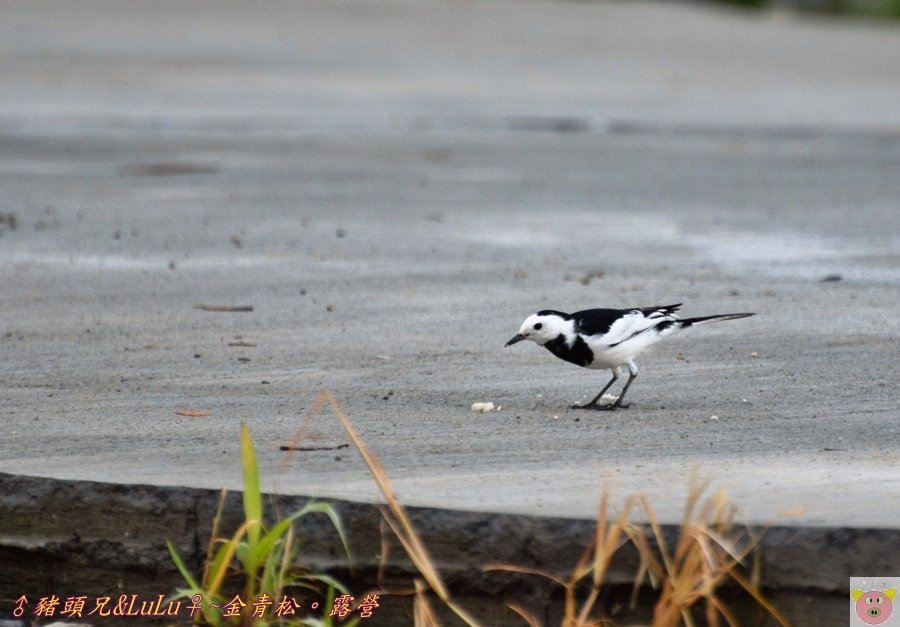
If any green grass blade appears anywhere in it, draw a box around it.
[207,540,238,596]
[253,500,353,582]
[207,521,253,599]
[167,541,202,592]
[255,516,294,565]
[289,572,352,594]
[240,423,263,561]
[167,542,224,626]
[294,501,354,567]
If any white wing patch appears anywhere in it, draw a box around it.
[581,310,681,369]
[596,311,664,346]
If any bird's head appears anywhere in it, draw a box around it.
[505,311,570,347]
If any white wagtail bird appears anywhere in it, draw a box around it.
[505,304,754,410]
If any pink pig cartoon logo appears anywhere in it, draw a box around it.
[852,587,896,625]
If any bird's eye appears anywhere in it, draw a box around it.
[534,322,543,330]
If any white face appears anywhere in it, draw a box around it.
[513,312,568,346]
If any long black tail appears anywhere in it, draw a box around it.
[680,312,755,328]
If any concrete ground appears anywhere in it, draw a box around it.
[1,0,898,542]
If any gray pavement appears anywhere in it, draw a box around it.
[1,0,899,535]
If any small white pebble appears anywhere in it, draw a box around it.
[750,352,758,358]
[710,415,719,421]
[496,404,502,411]
[553,415,560,420]
[471,402,495,413]
[742,398,748,403]
[536,393,543,398]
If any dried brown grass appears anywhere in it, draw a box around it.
[284,390,791,627]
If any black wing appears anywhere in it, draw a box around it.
[572,304,682,337]
[637,303,682,318]
[570,308,630,337]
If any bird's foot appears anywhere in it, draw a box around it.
[570,403,619,411]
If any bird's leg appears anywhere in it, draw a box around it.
[611,362,639,409]
[570,370,618,410]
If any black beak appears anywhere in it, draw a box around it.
[505,333,525,347]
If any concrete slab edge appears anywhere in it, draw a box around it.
[1,472,896,624]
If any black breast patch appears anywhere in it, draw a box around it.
[543,334,594,368]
